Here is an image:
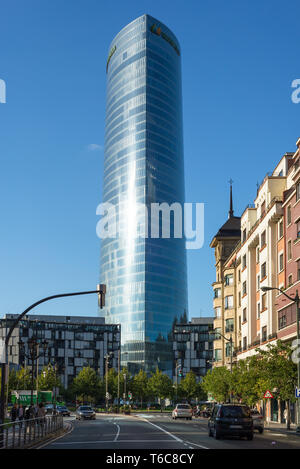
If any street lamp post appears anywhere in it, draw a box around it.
[0,286,105,429]
[105,353,112,412]
[19,338,48,406]
[261,286,300,433]
[175,360,181,403]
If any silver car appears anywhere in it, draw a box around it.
[76,405,96,420]
[251,409,264,433]
[172,404,193,420]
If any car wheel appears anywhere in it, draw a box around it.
[247,433,253,440]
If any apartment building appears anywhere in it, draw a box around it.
[172,317,214,383]
[276,138,300,344]
[0,314,121,388]
[237,153,291,359]
[210,185,241,367]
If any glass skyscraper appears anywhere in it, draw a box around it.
[100,14,187,375]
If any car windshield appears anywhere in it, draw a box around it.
[58,406,66,410]
[79,406,92,411]
[220,406,251,418]
[177,405,190,409]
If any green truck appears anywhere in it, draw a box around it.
[11,390,53,405]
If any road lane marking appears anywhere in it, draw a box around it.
[51,439,180,445]
[138,418,184,443]
[113,423,120,442]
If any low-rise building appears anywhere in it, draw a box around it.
[172,317,214,383]
[0,314,121,388]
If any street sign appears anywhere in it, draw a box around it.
[295,387,300,398]
[263,390,274,399]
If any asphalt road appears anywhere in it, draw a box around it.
[41,413,300,450]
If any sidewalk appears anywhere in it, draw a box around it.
[264,421,299,435]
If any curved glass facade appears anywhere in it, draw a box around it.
[100,15,187,375]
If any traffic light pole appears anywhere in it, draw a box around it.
[0,287,105,435]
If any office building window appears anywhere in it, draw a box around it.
[262,293,267,311]
[262,326,267,342]
[242,255,247,270]
[261,231,266,248]
[214,307,221,318]
[243,337,247,351]
[287,205,291,225]
[242,229,247,243]
[257,302,260,319]
[242,281,247,296]
[288,274,293,287]
[214,288,221,298]
[214,349,222,362]
[225,342,232,358]
[242,308,247,322]
[297,182,300,201]
[261,262,267,279]
[256,247,260,263]
[225,318,234,333]
[297,220,300,238]
[261,201,266,217]
[288,241,292,261]
[257,275,260,291]
[238,292,241,307]
[279,253,284,272]
[225,295,233,310]
[214,327,221,339]
[225,274,233,286]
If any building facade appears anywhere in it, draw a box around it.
[172,317,214,383]
[210,186,241,367]
[0,314,121,388]
[100,15,187,375]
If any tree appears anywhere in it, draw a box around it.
[38,366,61,392]
[178,371,198,402]
[72,367,101,404]
[202,367,231,403]
[132,370,148,408]
[147,368,173,411]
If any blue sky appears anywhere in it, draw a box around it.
[0,0,299,319]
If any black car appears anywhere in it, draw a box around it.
[208,404,253,440]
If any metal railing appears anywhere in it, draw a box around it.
[0,415,63,449]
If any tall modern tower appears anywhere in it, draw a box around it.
[100,14,187,375]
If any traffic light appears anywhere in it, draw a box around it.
[178,368,182,377]
[97,284,106,309]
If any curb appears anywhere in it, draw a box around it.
[31,422,74,449]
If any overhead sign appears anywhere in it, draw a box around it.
[263,390,274,399]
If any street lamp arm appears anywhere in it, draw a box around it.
[5,290,100,346]
[210,331,232,343]
[273,287,298,303]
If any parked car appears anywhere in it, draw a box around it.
[45,404,54,414]
[76,406,96,420]
[172,404,193,420]
[250,409,264,433]
[208,404,253,440]
[56,405,71,417]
